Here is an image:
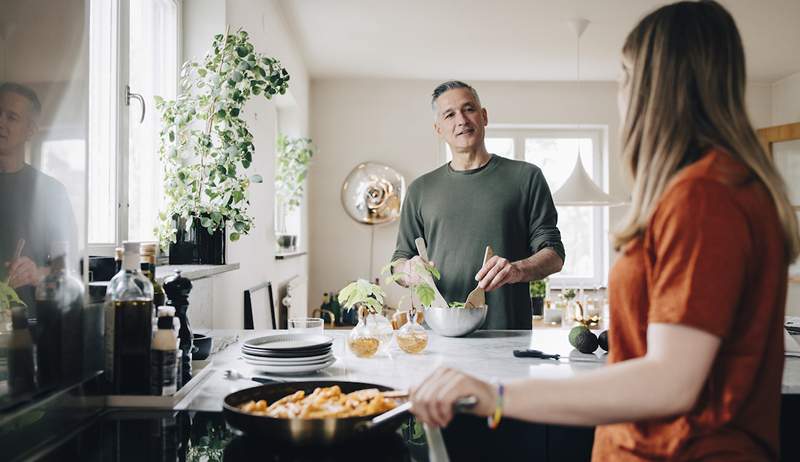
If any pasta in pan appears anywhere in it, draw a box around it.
[238,385,398,419]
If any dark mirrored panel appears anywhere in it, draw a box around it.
[0,0,91,410]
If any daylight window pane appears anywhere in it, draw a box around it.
[127,0,177,242]
[525,138,596,279]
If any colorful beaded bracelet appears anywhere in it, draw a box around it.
[487,382,505,429]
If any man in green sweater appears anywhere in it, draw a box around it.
[391,81,565,329]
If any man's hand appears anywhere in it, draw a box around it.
[475,255,523,292]
[6,256,42,288]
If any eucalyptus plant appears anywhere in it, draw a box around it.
[155,28,290,250]
[275,134,314,214]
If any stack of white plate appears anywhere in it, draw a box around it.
[241,333,335,374]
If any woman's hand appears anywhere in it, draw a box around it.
[410,366,496,428]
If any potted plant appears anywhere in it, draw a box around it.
[529,278,548,317]
[274,134,314,252]
[156,28,290,264]
[337,279,392,357]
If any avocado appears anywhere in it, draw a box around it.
[598,330,609,352]
[568,325,589,347]
[575,330,599,354]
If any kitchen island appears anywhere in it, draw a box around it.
[179,328,800,412]
[171,328,800,461]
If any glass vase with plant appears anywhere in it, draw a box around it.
[275,134,314,251]
[383,260,441,353]
[337,279,393,357]
[155,28,290,258]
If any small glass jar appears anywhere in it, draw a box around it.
[396,309,428,354]
[347,306,393,358]
[543,300,564,326]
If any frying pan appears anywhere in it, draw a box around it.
[223,380,476,446]
[223,380,411,445]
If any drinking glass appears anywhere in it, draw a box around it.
[288,317,324,334]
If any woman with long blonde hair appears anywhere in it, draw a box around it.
[410,1,798,460]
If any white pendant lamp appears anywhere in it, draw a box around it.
[552,19,622,207]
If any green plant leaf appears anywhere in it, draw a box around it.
[414,284,435,307]
[230,232,240,241]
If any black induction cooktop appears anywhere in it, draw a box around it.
[33,410,426,462]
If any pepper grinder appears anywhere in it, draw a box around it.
[164,270,193,388]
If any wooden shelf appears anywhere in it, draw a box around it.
[275,251,307,260]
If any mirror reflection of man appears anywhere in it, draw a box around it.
[0,82,77,309]
[391,81,565,329]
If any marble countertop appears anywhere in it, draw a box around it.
[175,328,800,412]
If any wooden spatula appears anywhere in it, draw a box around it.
[465,245,494,308]
[414,237,449,308]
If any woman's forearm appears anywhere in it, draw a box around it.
[502,324,719,426]
[503,356,691,426]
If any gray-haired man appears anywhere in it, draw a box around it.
[390,81,564,329]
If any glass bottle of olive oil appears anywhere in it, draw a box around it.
[105,241,154,394]
[140,242,166,308]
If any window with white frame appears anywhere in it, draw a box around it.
[444,127,608,287]
[88,0,179,253]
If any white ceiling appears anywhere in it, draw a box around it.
[277,0,800,83]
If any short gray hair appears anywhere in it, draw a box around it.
[0,82,42,117]
[431,80,481,112]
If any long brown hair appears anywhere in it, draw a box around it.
[614,0,800,261]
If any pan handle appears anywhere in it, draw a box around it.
[365,395,478,430]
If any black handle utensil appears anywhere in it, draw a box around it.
[513,349,561,360]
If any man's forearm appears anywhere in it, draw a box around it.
[512,247,563,283]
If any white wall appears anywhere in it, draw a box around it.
[770,72,800,317]
[182,0,311,328]
[772,72,800,126]
[308,78,774,310]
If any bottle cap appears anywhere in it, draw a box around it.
[157,306,176,317]
[140,242,158,256]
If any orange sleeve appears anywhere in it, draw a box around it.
[645,179,751,339]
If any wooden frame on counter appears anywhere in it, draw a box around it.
[757,122,800,160]
[758,122,800,283]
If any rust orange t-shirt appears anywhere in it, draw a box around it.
[592,149,787,461]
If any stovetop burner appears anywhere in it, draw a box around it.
[36,410,425,462]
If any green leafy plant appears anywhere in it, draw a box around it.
[530,279,548,298]
[155,28,290,250]
[275,134,314,214]
[338,279,386,314]
[561,288,577,301]
[0,280,26,312]
[384,260,440,308]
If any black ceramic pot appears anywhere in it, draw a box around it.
[531,296,544,317]
[169,215,226,265]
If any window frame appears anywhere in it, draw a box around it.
[440,124,610,288]
[87,0,182,256]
